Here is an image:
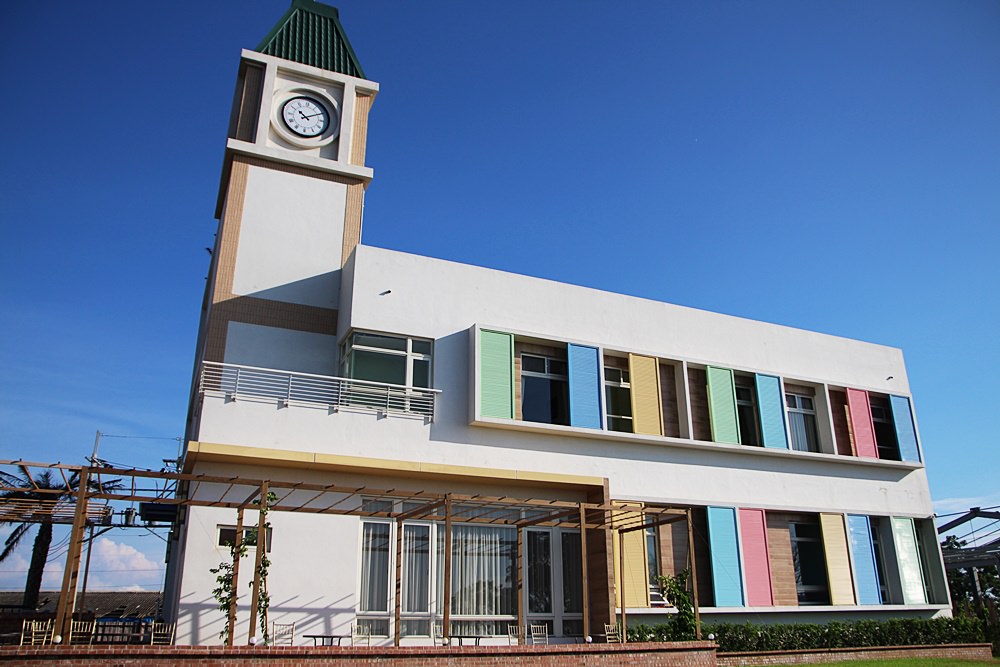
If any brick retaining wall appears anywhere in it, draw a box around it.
[0,641,716,666]
[717,642,994,665]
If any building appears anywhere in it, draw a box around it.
[165,0,950,646]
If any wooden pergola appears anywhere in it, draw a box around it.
[0,459,701,644]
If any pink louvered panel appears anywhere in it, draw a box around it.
[846,388,879,458]
[739,508,773,606]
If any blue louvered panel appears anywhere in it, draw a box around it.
[707,506,745,607]
[755,374,788,449]
[848,515,882,605]
[890,395,921,462]
[568,344,601,429]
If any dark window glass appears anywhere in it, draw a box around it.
[790,522,829,605]
[354,333,407,351]
[522,376,569,425]
[522,355,547,373]
[527,532,552,613]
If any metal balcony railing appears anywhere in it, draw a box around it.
[199,362,439,420]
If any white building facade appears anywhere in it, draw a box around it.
[165,0,949,646]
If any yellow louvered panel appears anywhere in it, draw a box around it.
[628,354,663,436]
[820,513,856,605]
[612,509,651,608]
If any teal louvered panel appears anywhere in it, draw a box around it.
[568,344,601,429]
[755,374,788,449]
[479,330,514,419]
[707,367,740,444]
[707,506,745,607]
[890,396,921,462]
[848,515,882,605]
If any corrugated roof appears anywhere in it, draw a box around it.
[255,0,365,79]
[0,591,162,618]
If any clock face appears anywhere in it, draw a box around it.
[281,96,330,138]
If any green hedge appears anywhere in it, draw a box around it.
[625,617,985,652]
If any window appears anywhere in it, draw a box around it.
[604,367,633,432]
[790,522,829,605]
[646,526,660,585]
[217,525,272,551]
[521,354,569,425]
[786,393,819,452]
[341,332,432,388]
[870,397,901,461]
[525,528,583,636]
[735,377,762,446]
[360,522,391,614]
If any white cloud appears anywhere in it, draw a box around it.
[85,538,164,591]
[934,491,1000,516]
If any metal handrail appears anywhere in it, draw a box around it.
[198,361,439,420]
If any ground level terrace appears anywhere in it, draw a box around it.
[1,458,948,648]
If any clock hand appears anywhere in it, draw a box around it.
[302,112,324,119]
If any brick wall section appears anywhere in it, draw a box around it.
[0,641,717,666]
[717,643,994,665]
[687,369,712,442]
[658,516,690,578]
[660,363,681,438]
[828,389,854,456]
[765,512,798,607]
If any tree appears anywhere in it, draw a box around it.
[0,465,118,610]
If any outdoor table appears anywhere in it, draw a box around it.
[449,634,485,646]
[303,633,349,646]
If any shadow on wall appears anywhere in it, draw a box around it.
[177,592,355,645]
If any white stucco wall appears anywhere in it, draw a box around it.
[231,164,347,309]
[224,322,338,375]
[174,503,360,646]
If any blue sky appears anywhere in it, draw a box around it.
[0,1,997,590]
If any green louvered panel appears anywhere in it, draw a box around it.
[707,366,740,444]
[256,0,365,78]
[891,517,928,605]
[479,330,514,419]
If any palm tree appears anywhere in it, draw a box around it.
[0,465,118,610]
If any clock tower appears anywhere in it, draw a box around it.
[192,0,377,420]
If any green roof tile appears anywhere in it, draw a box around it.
[255,0,365,79]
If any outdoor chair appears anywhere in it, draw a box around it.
[271,621,295,646]
[529,623,548,645]
[507,623,521,645]
[351,622,370,646]
[20,619,53,646]
[149,621,175,645]
[603,622,621,643]
[69,619,95,645]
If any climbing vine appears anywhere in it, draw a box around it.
[209,491,276,644]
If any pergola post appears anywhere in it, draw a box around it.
[686,508,701,640]
[227,507,245,647]
[579,503,590,640]
[247,481,268,644]
[442,496,452,643]
[393,516,403,646]
[618,522,626,643]
[516,526,524,644]
[54,468,90,639]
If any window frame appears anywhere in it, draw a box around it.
[603,366,633,433]
[341,331,433,389]
[786,393,820,453]
[520,353,570,426]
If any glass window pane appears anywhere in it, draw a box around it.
[402,525,430,612]
[522,355,546,373]
[561,532,583,614]
[412,340,432,355]
[413,359,431,388]
[527,532,552,614]
[548,359,567,376]
[352,350,406,385]
[451,525,517,616]
[360,523,390,612]
[354,333,407,351]
[801,397,814,411]
[604,368,621,383]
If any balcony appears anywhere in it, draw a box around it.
[198,362,440,421]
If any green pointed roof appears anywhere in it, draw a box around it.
[255,0,365,79]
